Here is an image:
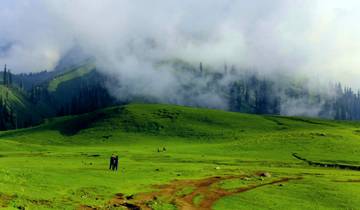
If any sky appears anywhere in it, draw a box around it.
[0,0,360,88]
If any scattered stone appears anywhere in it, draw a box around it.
[259,172,271,178]
[215,166,221,170]
[126,195,134,200]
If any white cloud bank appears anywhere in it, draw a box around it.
[0,0,360,88]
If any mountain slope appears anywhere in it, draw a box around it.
[27,61,116,117]
[0,104,360,209]
[47,62,96,92]
[0,85,46,128]
[1,103,359,163]
[0,61,115,131]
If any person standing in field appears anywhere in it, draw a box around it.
[109,154,115,170]
[114,156,119,171]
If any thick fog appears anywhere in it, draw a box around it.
[1,0,360,112]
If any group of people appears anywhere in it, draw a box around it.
[109,154,119,171]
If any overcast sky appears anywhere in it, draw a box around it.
[0,0,360,87]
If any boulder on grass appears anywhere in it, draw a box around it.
[259,172,271,178]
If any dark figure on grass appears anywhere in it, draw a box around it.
[113,156,118,171]
[109,154,118,171]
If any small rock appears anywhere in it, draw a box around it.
[215,166,221,170]
[259,172,271,178]
[126,194,134,200]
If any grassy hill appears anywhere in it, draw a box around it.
[0,104,360,209]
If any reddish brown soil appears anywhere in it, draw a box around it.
[101,174,302,210]
[0,193,16,208]
[78,205,98,210]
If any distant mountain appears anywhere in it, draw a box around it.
[8,46,94,91]
[0,58,117,130]
[38,61,116,116]
[1,56,360,131]
[52,45,93,74]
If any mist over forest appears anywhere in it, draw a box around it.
[1,0,360,129]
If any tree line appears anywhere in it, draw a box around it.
[2,61,360,131]
[171,61,360,120]
[0,64,16,130]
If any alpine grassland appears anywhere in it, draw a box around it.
[0,104,360,209]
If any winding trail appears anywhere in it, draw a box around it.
[103,174,302,210]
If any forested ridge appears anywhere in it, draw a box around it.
[1,60,360,130]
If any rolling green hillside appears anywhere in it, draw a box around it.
[0,104,360,209]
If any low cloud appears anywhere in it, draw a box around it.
[1,0,360,112]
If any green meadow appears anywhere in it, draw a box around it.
[0,104,360,209]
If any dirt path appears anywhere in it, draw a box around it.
[102,174,302,210]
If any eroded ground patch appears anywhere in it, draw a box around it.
[79,173,302,210]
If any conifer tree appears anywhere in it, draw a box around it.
[8,69,12,86]
[3,64,7,85]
